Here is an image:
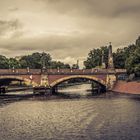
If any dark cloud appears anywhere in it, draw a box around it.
[39,0,140,18]
[0,31,135,58]
[0,19,22,36]
[0,0,139,66]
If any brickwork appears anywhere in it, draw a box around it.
[113,81,140,94]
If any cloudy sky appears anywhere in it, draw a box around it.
[0,0,140,67]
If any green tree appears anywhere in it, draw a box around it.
[50,61,70,69]
[125,39,140,76]
[19,52,52,69]
[8,58,20,68]
[0,55,9,69]
[113,44,137,69]
[72,64,78,69]
[113,48,126,68]
[40,52,52,68]
[84,46,108,69]
[136,36,140,46]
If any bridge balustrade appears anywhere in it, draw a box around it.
[46,69,109,74]
[0,69,41,75]
[0,68,126,75]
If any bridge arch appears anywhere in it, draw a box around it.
[50,75,106,88]
[0,76,38,87]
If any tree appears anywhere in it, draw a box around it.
[40,52,52,68]
[113,43,137,69]
[136,36,140,46]
[0,55,9,69]
[19,52,52,69]
[84,46,108,69]
[8,58,20,68]
[17,52,71,69]
[125,39,140,77]
[50,61,70,69]
[113,48,126,68]
[84,36,140,74]
[72,64,78,69]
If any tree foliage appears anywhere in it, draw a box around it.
[9,58,20,68]
[84,36,140,77]
[125,38,140,76]
[19,52,52,68]
[0,55,9,69]
[0,52,70,69]
[49,61,70,69]
[84,46,108,69]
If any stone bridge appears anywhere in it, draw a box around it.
[0,68,126,90]
[0,43,126,92]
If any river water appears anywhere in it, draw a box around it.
[0,84,140,140]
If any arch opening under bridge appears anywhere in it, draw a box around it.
[0,76,38,86]
[50,75,107,94]
[0,76,39,94]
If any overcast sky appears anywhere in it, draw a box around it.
[0,0,140,66]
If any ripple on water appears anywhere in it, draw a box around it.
[0,96,140,140]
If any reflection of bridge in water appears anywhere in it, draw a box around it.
[0,68,126,94]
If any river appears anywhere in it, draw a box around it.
[0,84,140,140]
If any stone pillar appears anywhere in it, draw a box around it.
[40,74,49,87]
[42,66,46,73]
[108,43,114,69]
[57,67,60,73]
[101,50,106,69]
[106,74,116,90]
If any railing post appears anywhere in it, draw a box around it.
[57,67,60,73]
[27,67,30,73]
[12,67,15,73]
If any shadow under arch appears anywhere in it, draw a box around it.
[50,75,106,89]
[0,76,38,87]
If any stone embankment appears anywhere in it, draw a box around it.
[113,81,140,94]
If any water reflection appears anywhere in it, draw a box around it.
[58,83,92,96]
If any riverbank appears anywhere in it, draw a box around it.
[112,81,140,95]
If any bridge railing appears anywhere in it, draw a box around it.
[46,68,107,74]
[0,68,126,75]
[0,69,41,75]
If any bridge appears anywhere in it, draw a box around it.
[0,44,127,94]
[0,68,126,93]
